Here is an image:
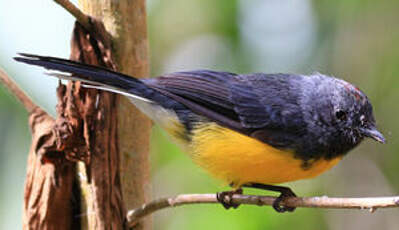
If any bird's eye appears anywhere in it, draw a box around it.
[335,110,347,121]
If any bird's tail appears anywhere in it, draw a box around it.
[15,53,192,144]
[14,53,152,102]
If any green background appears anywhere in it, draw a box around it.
[1,0,398,229]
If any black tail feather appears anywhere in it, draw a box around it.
[14,53,146,96]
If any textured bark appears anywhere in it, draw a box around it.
[23,109,76,230]
[19,1,150,229]
[1,53,78,229]
[77,1,152,229]
[22,19,129,229]
[67,21,126,229]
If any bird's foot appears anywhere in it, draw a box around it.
[216,188,243,209]
[243,183,297,213]
[272,187,297,213]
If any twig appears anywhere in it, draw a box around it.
[126,194,399,227]
[0,68,38,113]
[53,0,92,31]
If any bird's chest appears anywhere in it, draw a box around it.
[188,123,342,187]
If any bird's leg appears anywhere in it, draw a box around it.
[243,183,297,213]
[216,187,243,209]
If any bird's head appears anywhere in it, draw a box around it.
[332,78,385,144]
[301,74,385,158]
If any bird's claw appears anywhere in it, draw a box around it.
[216,188,243,209]
[272,189,296,213]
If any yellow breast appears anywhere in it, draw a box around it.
[188,123,342,187]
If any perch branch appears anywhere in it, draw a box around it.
[0,68,38,113]
[127,194,399,227]
[53,0,92,31]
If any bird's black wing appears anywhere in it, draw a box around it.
[144,70,305,148]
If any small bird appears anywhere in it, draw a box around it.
[15,53,385,212]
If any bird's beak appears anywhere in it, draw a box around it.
[359,127,385,143]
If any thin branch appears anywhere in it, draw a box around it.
[127,194,399,227]
[53,0,92,31]
[0,68,38,113]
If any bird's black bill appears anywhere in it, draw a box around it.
[360,127,385,143]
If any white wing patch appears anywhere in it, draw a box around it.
[129,97,180,130]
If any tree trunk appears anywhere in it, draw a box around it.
[21,1,151,229]
[77,0,152,229]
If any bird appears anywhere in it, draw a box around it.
[14,53,385,212]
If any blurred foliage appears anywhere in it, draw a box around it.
[1,0,399,229]
[0,85,30,230]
